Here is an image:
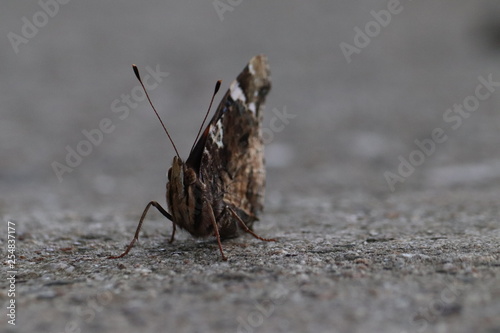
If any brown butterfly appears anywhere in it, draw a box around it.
[109,55,275,261]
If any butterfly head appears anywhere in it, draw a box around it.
[167,156,197,190]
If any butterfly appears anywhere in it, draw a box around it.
[109,55,275,261]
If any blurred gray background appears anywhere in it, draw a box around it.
[2,0,499,212]
[1,1,500,333]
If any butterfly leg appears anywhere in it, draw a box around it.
[169,223,176,244]
[206,203,228,261]
[108,201,173,259]
[226,206,276,242]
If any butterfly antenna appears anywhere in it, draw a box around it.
[132,64,180,159]
[190,80,222,154]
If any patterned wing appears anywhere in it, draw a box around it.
[187,55,271,224]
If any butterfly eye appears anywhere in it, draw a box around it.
[167,168,172,180]
[185,168,197,185]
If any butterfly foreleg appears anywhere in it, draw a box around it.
[109,201,173,259]
[226,206,276,242]
[205,202,228,261]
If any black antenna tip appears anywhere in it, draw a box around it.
[214,80,222,94]
[132,64,141,81]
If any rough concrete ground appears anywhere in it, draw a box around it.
[1,1,500,333]
[4,188,500,333]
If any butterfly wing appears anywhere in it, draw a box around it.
[186,55,271,231]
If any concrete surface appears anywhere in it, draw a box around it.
[1,1,500,333]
